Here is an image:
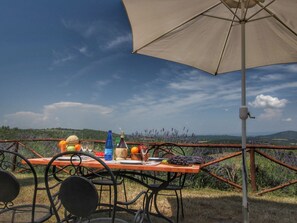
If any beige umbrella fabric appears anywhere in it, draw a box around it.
[123,0,297,75]
[122,0,297,223]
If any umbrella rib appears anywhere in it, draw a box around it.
[243,0,251,19]
[134,2,222,53]
[220,0,241,21]
[248,15,273,23]
[202,14,240,23]
[246,0,275,22]
[214,7,240,75]
[262,5,297,37]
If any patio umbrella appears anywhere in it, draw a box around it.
[122,0,297,222]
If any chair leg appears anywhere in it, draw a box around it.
[179,189,184,219]
[122,179,129,210]
[98,185,103,209]
[148,190,154,213]
[174,190,180,223]
[108,185,112,217]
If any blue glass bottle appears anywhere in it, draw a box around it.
[104,130,113,161]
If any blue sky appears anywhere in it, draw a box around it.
[0,0,296,136]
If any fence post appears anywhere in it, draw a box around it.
[11,142,19,172]
[249,148,257,192]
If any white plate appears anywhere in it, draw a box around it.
[57,156,80,161]
[80,155,94,160]
[104,160,118,164]
[143,161,161,166]
[120,160,143,165]
[148,157,164,162]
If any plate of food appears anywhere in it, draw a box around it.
[148,157,165,162]
[143,161,161,166]
[120,160,143,165]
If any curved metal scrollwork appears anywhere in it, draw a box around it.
[0,201,14,209]
[45,151,120,222]
[133,209,145,223]
[0,148,51,223]
[0,151,9,170]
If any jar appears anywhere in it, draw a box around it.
[115,147,128,160]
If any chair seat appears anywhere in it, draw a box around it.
[92,179,123,186]
[149,184,182,191]
[0,204,52,223]
[83,217,129,222]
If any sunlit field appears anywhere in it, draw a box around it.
[16,178,297,223]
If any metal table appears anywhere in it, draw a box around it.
[28,157,200,223]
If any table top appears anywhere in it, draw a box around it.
[28,157,200,174]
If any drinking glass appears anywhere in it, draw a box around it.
[81,142,89,153]
[140,143,149,164]
[81,146,87,152]
[87,142,94,154]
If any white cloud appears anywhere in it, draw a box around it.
[78,46,92,57]
[104,34,131,50]
[62,19,99,38]
[249,94,288,121]
[168,70,216,91]
[247,82,297,98]
[95,80,111,87]
[121,68,241,116]
[255,64,297,73]
[257,74,285,82]
[258,108,283,120]
[286,64,297,73]
[4,102,113,129]
[249,94,288,108]
[165,69,242,106]
[282,118,292,122]
[43,102,112,115]
[53,53,76,65]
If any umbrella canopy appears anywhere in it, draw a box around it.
[122,1,297,222]
[123,0,297,75]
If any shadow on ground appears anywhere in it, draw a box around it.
[162,193,297,223]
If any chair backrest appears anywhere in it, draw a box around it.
[150,143,187,186]
[0,149,38,222]
[44,151,118,222]
[151,143,185,158]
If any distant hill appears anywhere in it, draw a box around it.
[0,127,110,141]
[184,131,297,145]
[265,130,297,140]
[197,135,241,144]
[249,130,297,145]
[0,127,296,145]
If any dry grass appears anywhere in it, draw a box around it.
[179,188,297,223]
[11,177,297,223]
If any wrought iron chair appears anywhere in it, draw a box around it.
[92,175,128,217]
[148,143,186,223]
[44,151,145,223]
[0,149,52,223]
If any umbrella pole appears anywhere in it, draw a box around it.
[240,1,249,223]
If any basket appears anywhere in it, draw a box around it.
[131,153,149,161]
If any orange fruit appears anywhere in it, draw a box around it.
[131,146,139,154]
[58,140,67,147]
[75,144,81,151]
[58,140,67,152]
